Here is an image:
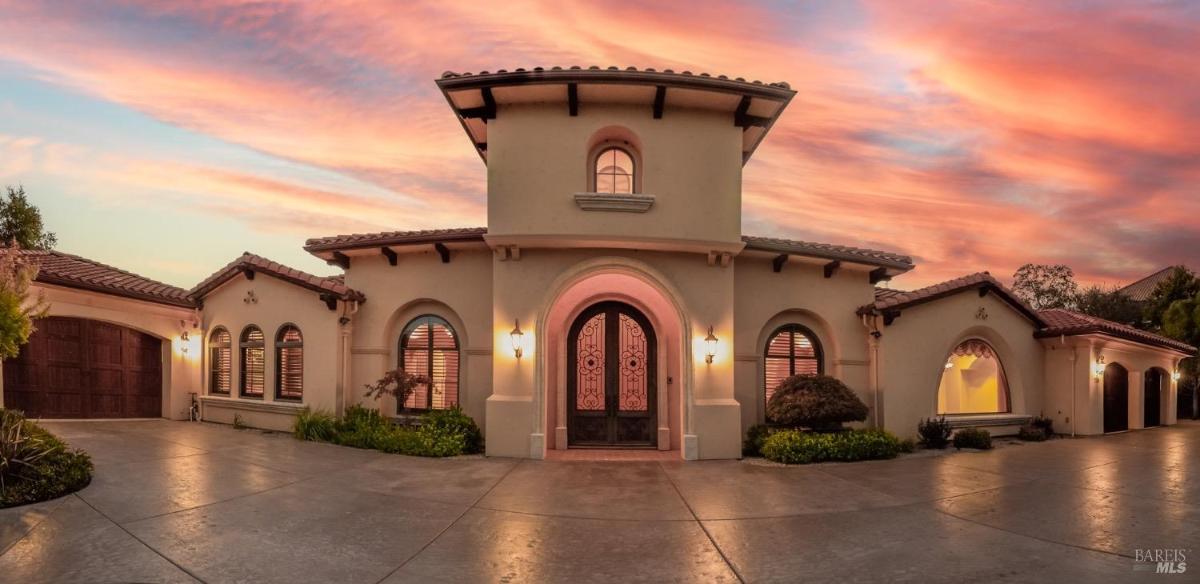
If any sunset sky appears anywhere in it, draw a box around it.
[0,1,1196,290]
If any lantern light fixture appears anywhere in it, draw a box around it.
[704,326,718,364]
[1093,354,1106,379]
[510,319,524,359]
[1173,369,1182,382]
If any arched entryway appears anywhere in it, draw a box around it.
[1103,362,1129,433]
[567,301,657,447]
[1144,368,1165,428]
[936,338,1011,415]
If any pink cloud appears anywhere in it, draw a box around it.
[0,0,1195,289]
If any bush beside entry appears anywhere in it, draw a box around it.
[760,429,903,464]
[292,405,483,457]
[918,417,953,449]
[953,428,993,450]
[743,423,773,457]
[766,375,869,431]
[1,409,93,509]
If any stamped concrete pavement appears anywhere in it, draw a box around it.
[2,420,1198,583]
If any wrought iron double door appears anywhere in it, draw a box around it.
[567,301,657,447]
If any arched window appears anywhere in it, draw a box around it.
[593,146,635,194]
[275,325,303,401]
[208,327,231,395]
[239,325,265,398]
[399,315,460,411]
[937,339,1010,415]
[764,324,824,409]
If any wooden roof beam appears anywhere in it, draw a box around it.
[459,87,497,120]
[772,254,788,273]
[734,95,770,128]
[824,260,841,279]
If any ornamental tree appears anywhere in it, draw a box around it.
[766,374,869,432]
[363,368,430,407]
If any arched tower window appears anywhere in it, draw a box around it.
[593,146,636,194]
[764,324,824,410]
[937,339,1010,414]
[399,315,460,411]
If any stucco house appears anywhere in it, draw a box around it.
[1,67,1193,460]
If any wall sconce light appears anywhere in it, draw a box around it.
[1093,355,1105,379]
[179,331,190,354]
[510,319,524,359]
[1173,369,1182,382]
[704,326,718,364]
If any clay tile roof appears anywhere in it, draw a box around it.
[438,66,796,165]
[1037,308,1195,354]
[1118,266,1185,302]
[190,252,364,303]
[304,227,488,254]
[22,249,193,308]
[859,272,1044,326]
[741,235,914,271]
[873,287,906,302]
[439,67,793,91]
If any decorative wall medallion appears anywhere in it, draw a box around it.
[244,290,258,305]
[975,307,988,320]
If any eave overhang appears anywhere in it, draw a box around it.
[436,66,797,165]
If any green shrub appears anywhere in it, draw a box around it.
[918,417,953,449]
[295,404,482,458]
[1030,415,1055,437]
[760,428,903,464]
[743,424,774,457]
[421,406,483,454]
[1,409,92,508]
[765,375,869,431]
[339,404,391,434]
[1017,424,1048,441]
[293,408,337,442]
[898,438,916,453]
[953,428,993,450]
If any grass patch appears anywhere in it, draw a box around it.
[293,405,483,458]
[760,428,904,464]
[1,409,92,509]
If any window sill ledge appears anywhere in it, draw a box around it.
[942,413,1031,428]
[574,192,655,213]
[199,395,306,415]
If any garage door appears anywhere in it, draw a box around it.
[2,317,163,418]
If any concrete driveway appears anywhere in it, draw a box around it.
[2,421,1198,583]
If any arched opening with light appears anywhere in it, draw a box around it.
[937,339,1011,415]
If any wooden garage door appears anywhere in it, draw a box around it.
[2,317,163,418]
